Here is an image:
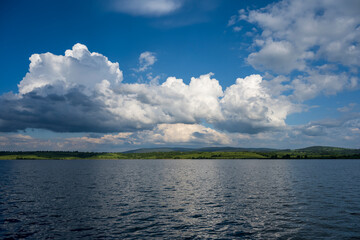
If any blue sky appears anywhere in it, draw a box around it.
[1,0,263,91]
[0,0,359,151]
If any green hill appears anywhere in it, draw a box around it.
[0,146,359,160]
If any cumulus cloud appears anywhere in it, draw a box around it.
[244,0,360,68]
[94,73,224,129]
[18,43,123,96]
[137,51,157,72]
[247,39,310,74]
[216,75,294,133]
[231,0,360,100]
[95,72,296,134]
[290,71,357,102]
[0,44,296,135]
[109,0,184,16]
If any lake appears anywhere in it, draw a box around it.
[1,159,360,239]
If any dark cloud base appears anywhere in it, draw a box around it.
[0,87,152,133]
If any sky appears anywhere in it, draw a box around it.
[0,0,359,151]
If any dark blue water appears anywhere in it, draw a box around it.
[1,159,360,239]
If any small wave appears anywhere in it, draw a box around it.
[3,218,21,223]
[70,227,94,232]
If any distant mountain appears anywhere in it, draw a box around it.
[294,146,360,154]
[124,146,281,153]
[196,147,281,152]
[123,147,194,153]
[123,146,360,154]
[297,146,347,151]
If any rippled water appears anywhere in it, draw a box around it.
[1,159,360,239]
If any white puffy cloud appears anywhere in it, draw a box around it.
[0,44,296,136]
[232,0,360,101]
[247,39,310,74]
[95,73,224,128]
[243,0,360,68]
[216,75,294,133]
[290,71,356,101]
[137,51,157,72]
[109,0,184,16]
[18,43,123,96]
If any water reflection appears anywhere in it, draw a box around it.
[1,159,360,239]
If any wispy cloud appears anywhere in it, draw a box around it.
[137,51,157,72]
[107,0,219,27]
[109,0,185,17]
[337,103,357,113]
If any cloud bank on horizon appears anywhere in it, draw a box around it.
[0,0,359,150]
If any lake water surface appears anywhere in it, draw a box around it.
[1,159,360,239]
